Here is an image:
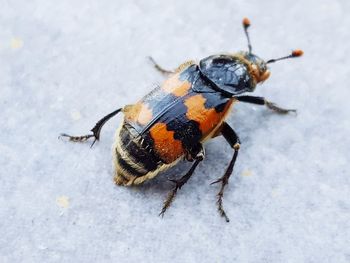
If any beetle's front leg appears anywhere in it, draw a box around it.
[236,95,296,114]
[159,144,205,217]
[148,56,174,75]
[211,122,240,222]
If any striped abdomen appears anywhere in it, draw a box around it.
[113,122,174,186]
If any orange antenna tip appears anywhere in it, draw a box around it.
[243,17,251,28]
[267,49,304,64]
[292,49,304,57]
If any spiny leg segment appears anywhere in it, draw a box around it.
[211,122,240,222]
[159,146,205,217]
[60,108,122,147]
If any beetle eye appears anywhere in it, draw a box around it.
[259,63,267,73]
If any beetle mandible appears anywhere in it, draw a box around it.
[61,18,303,222]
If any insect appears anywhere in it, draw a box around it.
[61,18,303,222]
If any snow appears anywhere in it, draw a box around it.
[1,0,350,262]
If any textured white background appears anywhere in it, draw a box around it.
[1,0,350,262]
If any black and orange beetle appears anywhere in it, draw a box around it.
[61,18,303,222]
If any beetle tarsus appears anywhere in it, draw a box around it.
[59,133,97,147]
[159,180,181,217]
[159,156,202,217]
[59,133,95,142]
[211,173,231,222]
[217,180,230,223]
[265,100,297,114]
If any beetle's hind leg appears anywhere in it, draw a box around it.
[60,108,122,147]
[159,145,205,217]
[211,122,240,222]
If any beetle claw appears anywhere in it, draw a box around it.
[210,178,223,185]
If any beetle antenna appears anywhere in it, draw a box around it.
[267,49,304,64]
[242,17,252,54]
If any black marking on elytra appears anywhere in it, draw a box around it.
[119,124,161,173]
[135,84,183,136]
[127,86,176,133]
[139,96,183,136]
[172,119,202,158]
[142,86,178,117]
[158,100,203,156]
[214,102,229,113]
[185,71,232,113]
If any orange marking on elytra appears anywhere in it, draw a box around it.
[150,123,184,163]
[161,73,191,97]
[124,103,153,125]
[184,95,235,138]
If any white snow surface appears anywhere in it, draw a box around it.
[1,0,350,262]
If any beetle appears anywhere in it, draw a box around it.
[61,18,303,222]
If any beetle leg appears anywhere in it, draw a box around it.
[148,56,175,75]
[59,108,122,148]
[159,145,204,217]
[211,122,240,222]
[236,95,296,114]
[148,56,196,76]
[265,100,296,114]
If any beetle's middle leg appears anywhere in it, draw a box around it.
[236,95,296,114]
[211,122,240,222]
[148,56,196,76]
[159,145,205,217]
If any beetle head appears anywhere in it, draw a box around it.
[238,51,270,83]
[241,17,303,84]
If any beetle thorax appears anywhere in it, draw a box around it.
[199,54,256,96]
